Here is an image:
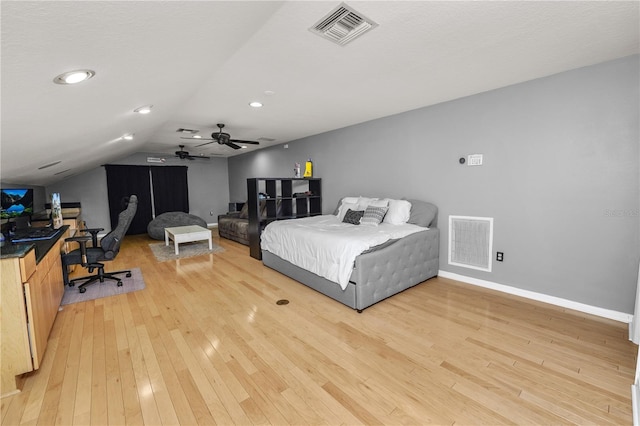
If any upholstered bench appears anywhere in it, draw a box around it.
[147,211,207,240]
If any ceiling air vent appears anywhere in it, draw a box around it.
[310,3,377,46]
[176,128,199,134]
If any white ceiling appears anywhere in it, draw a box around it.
[2,1,638,186]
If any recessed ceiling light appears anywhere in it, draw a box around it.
[241,145,248,149]
[264,90,275,96]
[249,101,263,108]
[53,69,95,85]
[134,105,153,114]
[193,135,202,139]
[123,133,134,140]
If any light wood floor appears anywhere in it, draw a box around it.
[1,231,636,425]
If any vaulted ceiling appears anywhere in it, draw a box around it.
[2,1,638,186]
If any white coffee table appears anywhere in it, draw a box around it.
[164,225,212,255]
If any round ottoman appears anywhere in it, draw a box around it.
[147,212,208,240]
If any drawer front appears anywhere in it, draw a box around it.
[19,248,36,282]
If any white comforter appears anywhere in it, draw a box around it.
[260,215,425,290]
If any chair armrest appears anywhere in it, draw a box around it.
[65,235,92,243]
[82,227,104,233]
[64,235,92,266]
[78,227,103,246]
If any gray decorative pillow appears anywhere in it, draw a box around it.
[342,209,364,225]
[238,202,249,219]
[403,199,438,227]
[360,206,388,226]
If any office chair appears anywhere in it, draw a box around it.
[62,195,138,293]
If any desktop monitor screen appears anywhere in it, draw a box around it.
[1,188,34,219]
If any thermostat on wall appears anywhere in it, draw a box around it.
[467,154,483,166]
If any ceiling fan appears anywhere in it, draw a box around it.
[181,123,260,150]
[174,145,209,160]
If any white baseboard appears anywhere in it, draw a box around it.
[438,270,633,324]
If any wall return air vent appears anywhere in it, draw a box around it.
[310,3,378,46]
[449,215,494,272]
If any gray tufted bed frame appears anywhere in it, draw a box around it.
[261,199,440,312]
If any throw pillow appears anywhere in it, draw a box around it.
[334,197,359,215]
[404,198,437,227]
[342,209,364,225]
[360,206,388,226]
[337,202,360,221]
[238,202,249,219]
[383,199,412,225]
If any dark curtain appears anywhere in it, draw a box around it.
[151,166,189,215]
[105,165,152,235]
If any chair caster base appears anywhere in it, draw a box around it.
[79,287,87,293]
[126,272,132,278]
[117,281,123,287]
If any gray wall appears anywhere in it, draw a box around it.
[47,152,230,232]
[228,55,640,314]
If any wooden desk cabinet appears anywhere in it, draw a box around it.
[0,228,69,397]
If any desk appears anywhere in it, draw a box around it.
[0,226,70,398]
[165,225,212,255]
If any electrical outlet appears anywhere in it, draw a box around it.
[496,252,504,262]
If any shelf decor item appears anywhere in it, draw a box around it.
[51,193,63,229]
[303,158,313,178]
[294,162,301,178]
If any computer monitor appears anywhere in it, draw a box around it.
[1,188,34,219]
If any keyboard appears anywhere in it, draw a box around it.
[12,227,61,242]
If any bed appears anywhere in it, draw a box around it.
[261,197,439,312]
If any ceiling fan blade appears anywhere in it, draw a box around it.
[225,141,242,150]
[195,141,215,147]
[181,137,215,141]
[229,139,259,145]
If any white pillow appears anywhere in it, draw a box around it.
[383,199,412,225]
[335,197,359,217]
[337,202,360,221]
[341,196,359,205]
[368,199,389,208]
[357,197,376,210]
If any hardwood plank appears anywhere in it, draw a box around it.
[89,304,108,426]
[72,301,94,426]
[170,329,235,425]
[138,309,197,426]
[103,299,126,426]
[36,304,85,425]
